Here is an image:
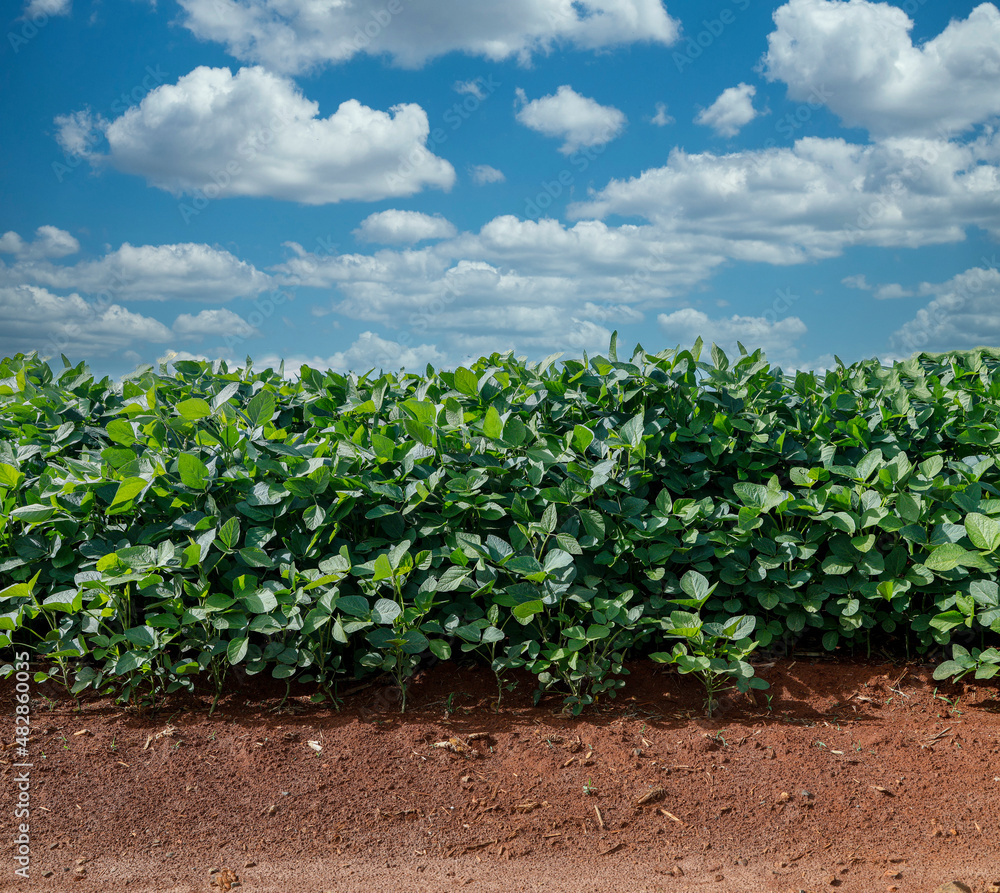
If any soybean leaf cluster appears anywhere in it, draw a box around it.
[2,337,1000,713]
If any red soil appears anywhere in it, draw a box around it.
[3,658,1000,893]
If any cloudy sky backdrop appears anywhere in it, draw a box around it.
[2,0,999,377]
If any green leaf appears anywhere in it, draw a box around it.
[929,610,965,632]
[246,390,276,426]
[757,591,779,610]
[211,382,240,411]
[337,595,370,617]
[10,504,56,524]
[481,626,504,644]
[372,598,402,624]
[218,517,241,551]
[733,482,768,509]
[513,599,544,620]
[404,418,434,446]
[117,545,157,569]
[854,449,883,482]
[679,570,712,603]
[434,566,472,592]
[240,589,278,613]
[178,452,210,490]
[619,414,644,449]
[227,636,250,664]
[101,447,135,468]
[724,615,756,640]
[371,432,396,461]
[110,476,148,508]
[919,455,944,479]
[579,509,605,539]
[504,416,527,446]
[401,629,430,654]
[932,660,965,681]
[585,623,611,641]
[483,405,504,440]
[303,505,326,531]
[403,399,437,427]
[555,533,582,555]
[373,553,394,582]
[429,639,452,660]
[506,556,543,576]
[177,397,212,421]
[146,613,180,629]
[115,651,145,675]
[239,547,274,568]
[965,512,1000,552]
[106,419,137,446]
[0,463,24,488]
[925,543,978,572]
[571,424,594,454]
[124,626,155,648]
[454,366,479,396]
[667,611,702,637]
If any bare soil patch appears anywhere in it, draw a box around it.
[3,659,1000,892]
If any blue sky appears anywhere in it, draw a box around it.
[2,0,998,379]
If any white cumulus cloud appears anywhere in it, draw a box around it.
[651,102,674,126]
[54,109,109,157]
[24,0,71,16]
[58,66,455,204]
[272,216,722,364]
[763,0,1000,138]
[874,283,914,300]
[657,307,809,368]
[695,83,760,137]
[515,85,627,154]
[173,308,260,339]
[454,79,487,100]
[0,235,274,301]
[890,262,1000,354]
[177,0,680,73]
[0,226,80,260]
[264,332,449,376]
[469,164,505,184]
[354,210,457,244]
[2,240,273,303]
[569,135,1000,259]
[0,285,172,360]
[841,274,872,290]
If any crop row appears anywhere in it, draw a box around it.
[1,339,999,714]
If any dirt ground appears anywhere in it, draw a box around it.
[3,656,1000,893]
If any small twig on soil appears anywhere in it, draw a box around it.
[460,838,498,854]
[594,805,605,830]
[513,801,543,813]
[635,787,666,807]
